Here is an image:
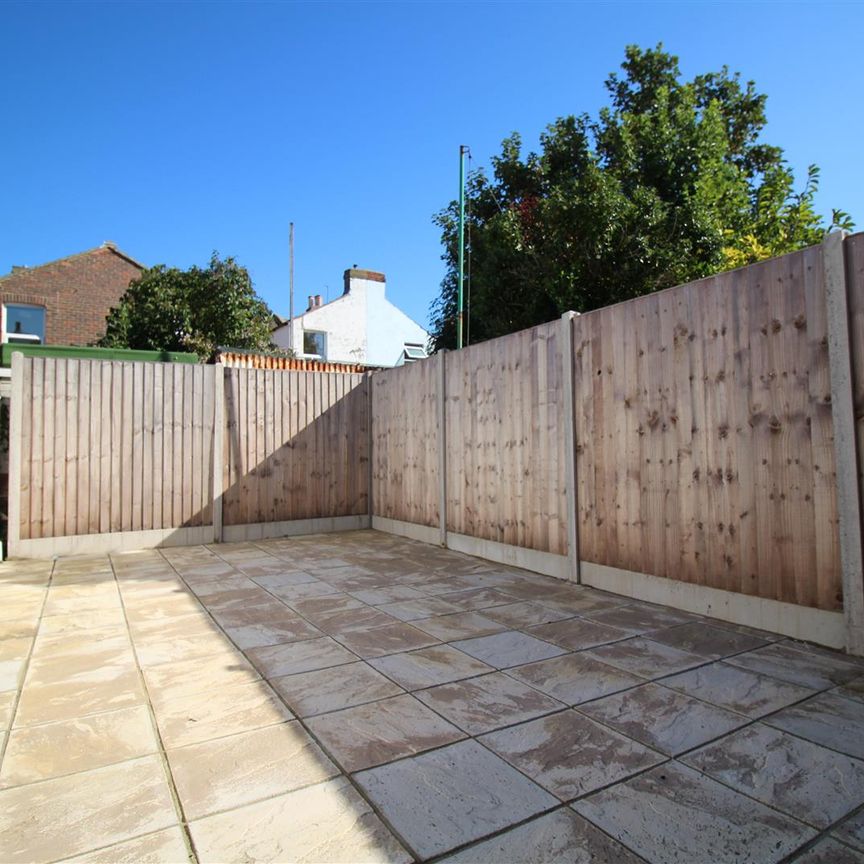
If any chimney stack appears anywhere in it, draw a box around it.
[306,295,323,311]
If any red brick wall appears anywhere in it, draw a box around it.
[0,246,143,346]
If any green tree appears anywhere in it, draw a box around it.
[98,252,275,360]
[431,44,854,349]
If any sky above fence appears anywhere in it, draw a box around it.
[1,1,860,332]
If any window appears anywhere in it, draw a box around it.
[303,330,326,357]
[402,343,427,363]
[3,304,45,344]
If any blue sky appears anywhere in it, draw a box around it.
[1,1,861,332]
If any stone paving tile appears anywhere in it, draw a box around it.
[14,669,147,726]
[573,761,816,864]
[482,601,577,628]
[222,615,322,650]
[509,652,644,705]
[245,636,356,677]
[584,602,701,634]
[412,611,508,641]
[525,618,631,651]
[663,660,816,717]
[333,621,439,659]
[586,636,705,679]
[451,631,567,668]
[479,709,665,801]
[287,592,367,620]
[26,634,136,687]
[270,661,404,717]
[56,826,191,863]
[189,775,412,864]
[835,809,864,851]
[684,723,864,827]
[37,610,126,637]
[264,579,341,602]
[0,618,39,641]
[0,637,31,691]
[348,585,426,605]
[1,704,158,787]
[416,671,564,735]
[439,807,645,864]
[436,587,516,611]
[314,607,400,636]
[206,600,291,629]
[580,682,748,755]
[790,838,864,863]
[355,738,557,860]
[765,691,864,758]
[143,648,259,700]
[0,754,177,864]
[132,629,231,668]
[151,678,294,748]
[648,621,770,658]
[307,693,465,772]
[726,642,864,690]
[369,645,494,690]
[122,593,205,624]
[167,721,338,819]
[377,596,465,621]
[0,689,15,729]
[249,570,319,591]
[840,677,864,703]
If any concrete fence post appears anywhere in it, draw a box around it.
[367,371,374,524]
[561,311,580,583]
[823,231,864,655]
[7,352,23,558]
[438,350,448,547]
[211,363,225,544]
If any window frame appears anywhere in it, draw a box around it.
[302,329,327,358]
[2,302,46,345]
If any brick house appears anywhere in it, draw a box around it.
[0,242,144,347]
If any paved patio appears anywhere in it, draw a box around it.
[1,530,864,863]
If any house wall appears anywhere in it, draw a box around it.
[271,271,428,367]
[0,245,142,347]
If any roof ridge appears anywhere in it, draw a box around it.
[0,243,145,283]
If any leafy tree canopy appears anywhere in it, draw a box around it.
[430,44,854,349]
[98,252,275,360]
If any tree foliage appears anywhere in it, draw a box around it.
[430,45,854,349]
[98,253,275,360]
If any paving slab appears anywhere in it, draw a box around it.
[765,691,864,758]
[573,761,816,864]
[438,808,644,863]
[662,660,816,717]
[306,693,465,772]
[0,754,177,864]
[150,678,294,748]
[355,738,557,860]
[188,775,412,864]
[584,602,699,634]
[245,636,356,677]
[586,636,705,678]
[416,671,563,734]
[348,585,426,605]
[648,621,770,658]
[683,722,864,827]
[483,601,576,628]
[333,621,439,658]
[790,838,864,863]
[726,642,864,690]
[167,721,338,819]
[314,607,400,636]
[221,615,322,650]
[56,826,191,863]
[451,631,567,668]
[525,618,630,651]
[0,689,15,729]
[580,682,748,755]
[411,611,507,641]
[509,652,644,705]
[436,587,516,611]
[0,704,158,787]
[479,709,665,801]
[835,809,864,851]
[369,644,493,690]
[269,661,403,717]
[377,596,465,621]
[142,649,260,699]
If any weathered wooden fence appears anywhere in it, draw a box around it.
[7,233,864,652]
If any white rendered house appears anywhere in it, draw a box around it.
[271,268,429,367]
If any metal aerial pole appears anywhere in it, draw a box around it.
[457,145,467,350]
[289,222,295,352]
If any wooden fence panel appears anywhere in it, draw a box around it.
[445,321,568,556]
[17,359,216,539]
[371,357,440,528]
[573,245,842,611]
[221,368,368,526]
